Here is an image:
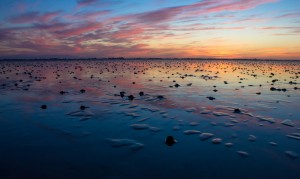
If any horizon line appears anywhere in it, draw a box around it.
[0,57,299,61]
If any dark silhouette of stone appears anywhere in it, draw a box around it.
[60,91,66,95]
[174,83,180,87]
[165,136,176,146]
[207,96,215,100]
[139,91,144,96]
[80,89,86,93]
[80,105,87,110]
[157,95,164,99]
[120,91,125,97]
[40,105,47,109]
[234,108,241,113]
[128,95,134,100]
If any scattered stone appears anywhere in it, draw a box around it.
[237,151,249,158]
[225,142,233,148]
[128,95,135,100]
[149,126,161,132]
[107,138,144,151]
[200,133,214,141]
[40,105,47,109]
[281,119,294,127]
[174,83,180,87]
[59,91,67,95]
[130,143,144,151]
[165,136,177,146]
[207,96,215,100]
[120,91,125,97]
[80,105,88,110]
[286,133,300,141]
[248,135,256,142]
[233,108,241,113]
[189,122,199,126]
[130,124,149,130]
[139,91,144,96]
[183,130,201,135]
[157,95,164,99]
[285,151,299,159]
[269,142,277,146]
[185,107,196,112]
[212,138,222,144]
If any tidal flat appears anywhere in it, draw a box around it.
[0,59,299,179]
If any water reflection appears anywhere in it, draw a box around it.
[0,59,300,179]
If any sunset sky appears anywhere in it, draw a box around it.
[0,0,299,59]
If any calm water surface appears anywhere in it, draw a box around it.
[0,60,300,179]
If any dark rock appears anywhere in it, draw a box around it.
[165,136,177,146]
[234,108,241,113]
[60,91,67,95]
[40,105,47,109]
[80,105,88,110]
[157,95,164,99]
[128,95,135,100]
[207,96,215,100]
[120,91,125,98]
[139,91,144,96]
[174,83,180,87]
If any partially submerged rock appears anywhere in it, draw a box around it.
[200,133,214,141]
[281,119,294,127]
[183,130,201,135]
[107,138,144,151]
[165,136,177,146]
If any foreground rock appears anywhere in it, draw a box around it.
[165,136,177,146]
[107,138,144,151]
[237,151,249,158]
[285,151,299,159]
[212,138,222,144]
[184,130,201,135]
[130,124,150,130]
[200,133,214,141]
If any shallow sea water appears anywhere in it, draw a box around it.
[0,59,300,179]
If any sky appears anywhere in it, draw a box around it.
[0,0,299,59]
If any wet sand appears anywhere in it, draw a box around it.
[0,59,299,179]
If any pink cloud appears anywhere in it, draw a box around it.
[77,0,99,7]
[131,0,278,24]
[71,10,111,21]
[55,22,103,37]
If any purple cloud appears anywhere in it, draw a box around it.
[9,11,61,24]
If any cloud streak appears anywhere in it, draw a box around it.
[1,0,299,59]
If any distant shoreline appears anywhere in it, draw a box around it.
[0,58,299,62]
